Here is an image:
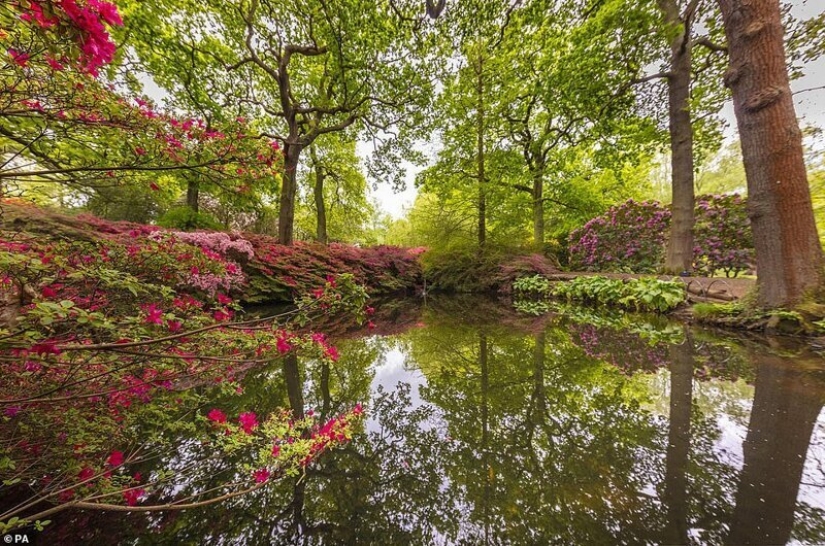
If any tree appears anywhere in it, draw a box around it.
[122,0,434,245]
[499,0,659,250]
[717,0,823,307]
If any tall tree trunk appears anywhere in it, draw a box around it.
[660,1,695,274]
[726,351,823,545]
[662,329,694,545]
[532,171,545,250]
[476,52,487,254]
[186,179,200,213]
[310,143,328,244]
[278,142,302,245]
[717,0,823,306]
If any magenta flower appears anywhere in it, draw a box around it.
[207,409,227,424]
[253,468,271,483]
[238,412,258,434]
[107,451,124,467]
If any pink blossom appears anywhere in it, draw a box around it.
[253,468,271,483]
[107,451,124,467]
[207,409,227,424]
[238,412,258,434]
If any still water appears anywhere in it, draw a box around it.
[44,297,825,545]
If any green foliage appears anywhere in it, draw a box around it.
[157,206,223,231]
[513,275,552,296]
[552,276,686,313]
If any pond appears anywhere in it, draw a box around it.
[32,296,825,545]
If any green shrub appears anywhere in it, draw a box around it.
[552,276,685,313]
[157,206,223,231]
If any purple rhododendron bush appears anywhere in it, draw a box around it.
[568,195,755,277]
[0,200,384,533]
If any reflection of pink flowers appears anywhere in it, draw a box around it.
[253,468,271,483]
[123,488,145,506]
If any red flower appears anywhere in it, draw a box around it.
[31,342,61,356]
[216,293,233,305]
[253,468,271,483]
[40,284,61,298]
[166,319,182,333]
[271,445,281,457]
[312,288,325,299]
[142,304,164,325]
[367,321,376,330]
[149,182,160,191]
[365,306,375,316]
[276,336,292,354]
[238,412,258,434]
[212,309,232,322]
[207,409,227,424]
[107,451,124,467]
[78,467,95,481]
[123,488,144,506]
[325,275,337,287]
[324,345,340,362]
[8,48,30,67]
[45,56,65,71]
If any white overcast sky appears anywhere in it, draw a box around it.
[369,0,825,219]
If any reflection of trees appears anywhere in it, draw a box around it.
[408,317,667,544]
[727,350,825,546]
[662,328,693,545]
[33,304,825,545]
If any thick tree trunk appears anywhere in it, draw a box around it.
[718,0,823,306]
[476,55,487,254]
[662,329,694,546]
[310,144,328,244]
[278,143,302,245]
[186,179,199,213]
[660,2,695,274]
[726,352,823,545]
[532,173,545,250]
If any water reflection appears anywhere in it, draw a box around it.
[39,297,825,545]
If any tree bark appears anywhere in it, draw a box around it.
[532,171,545,250]
[278,142,302,245]
[310,143,328,244]
[476,53,487,255]
[660,0,696,274]
[186,178,200,213]
[717,0,823,306]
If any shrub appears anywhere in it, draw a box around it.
[551,276,686,313]
[157,206,223,231]
[568,199,670,273]
[692,194,754,277]
[568,195,754,277]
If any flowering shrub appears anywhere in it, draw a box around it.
[152,231,256,261]
[8,0,123,76]
[243,236,423,303]
[0,205,373,533]
[568,195,754,277]
[692,194,754,277]
[568,199,670,273]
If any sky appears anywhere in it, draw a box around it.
[368,0,825,220]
